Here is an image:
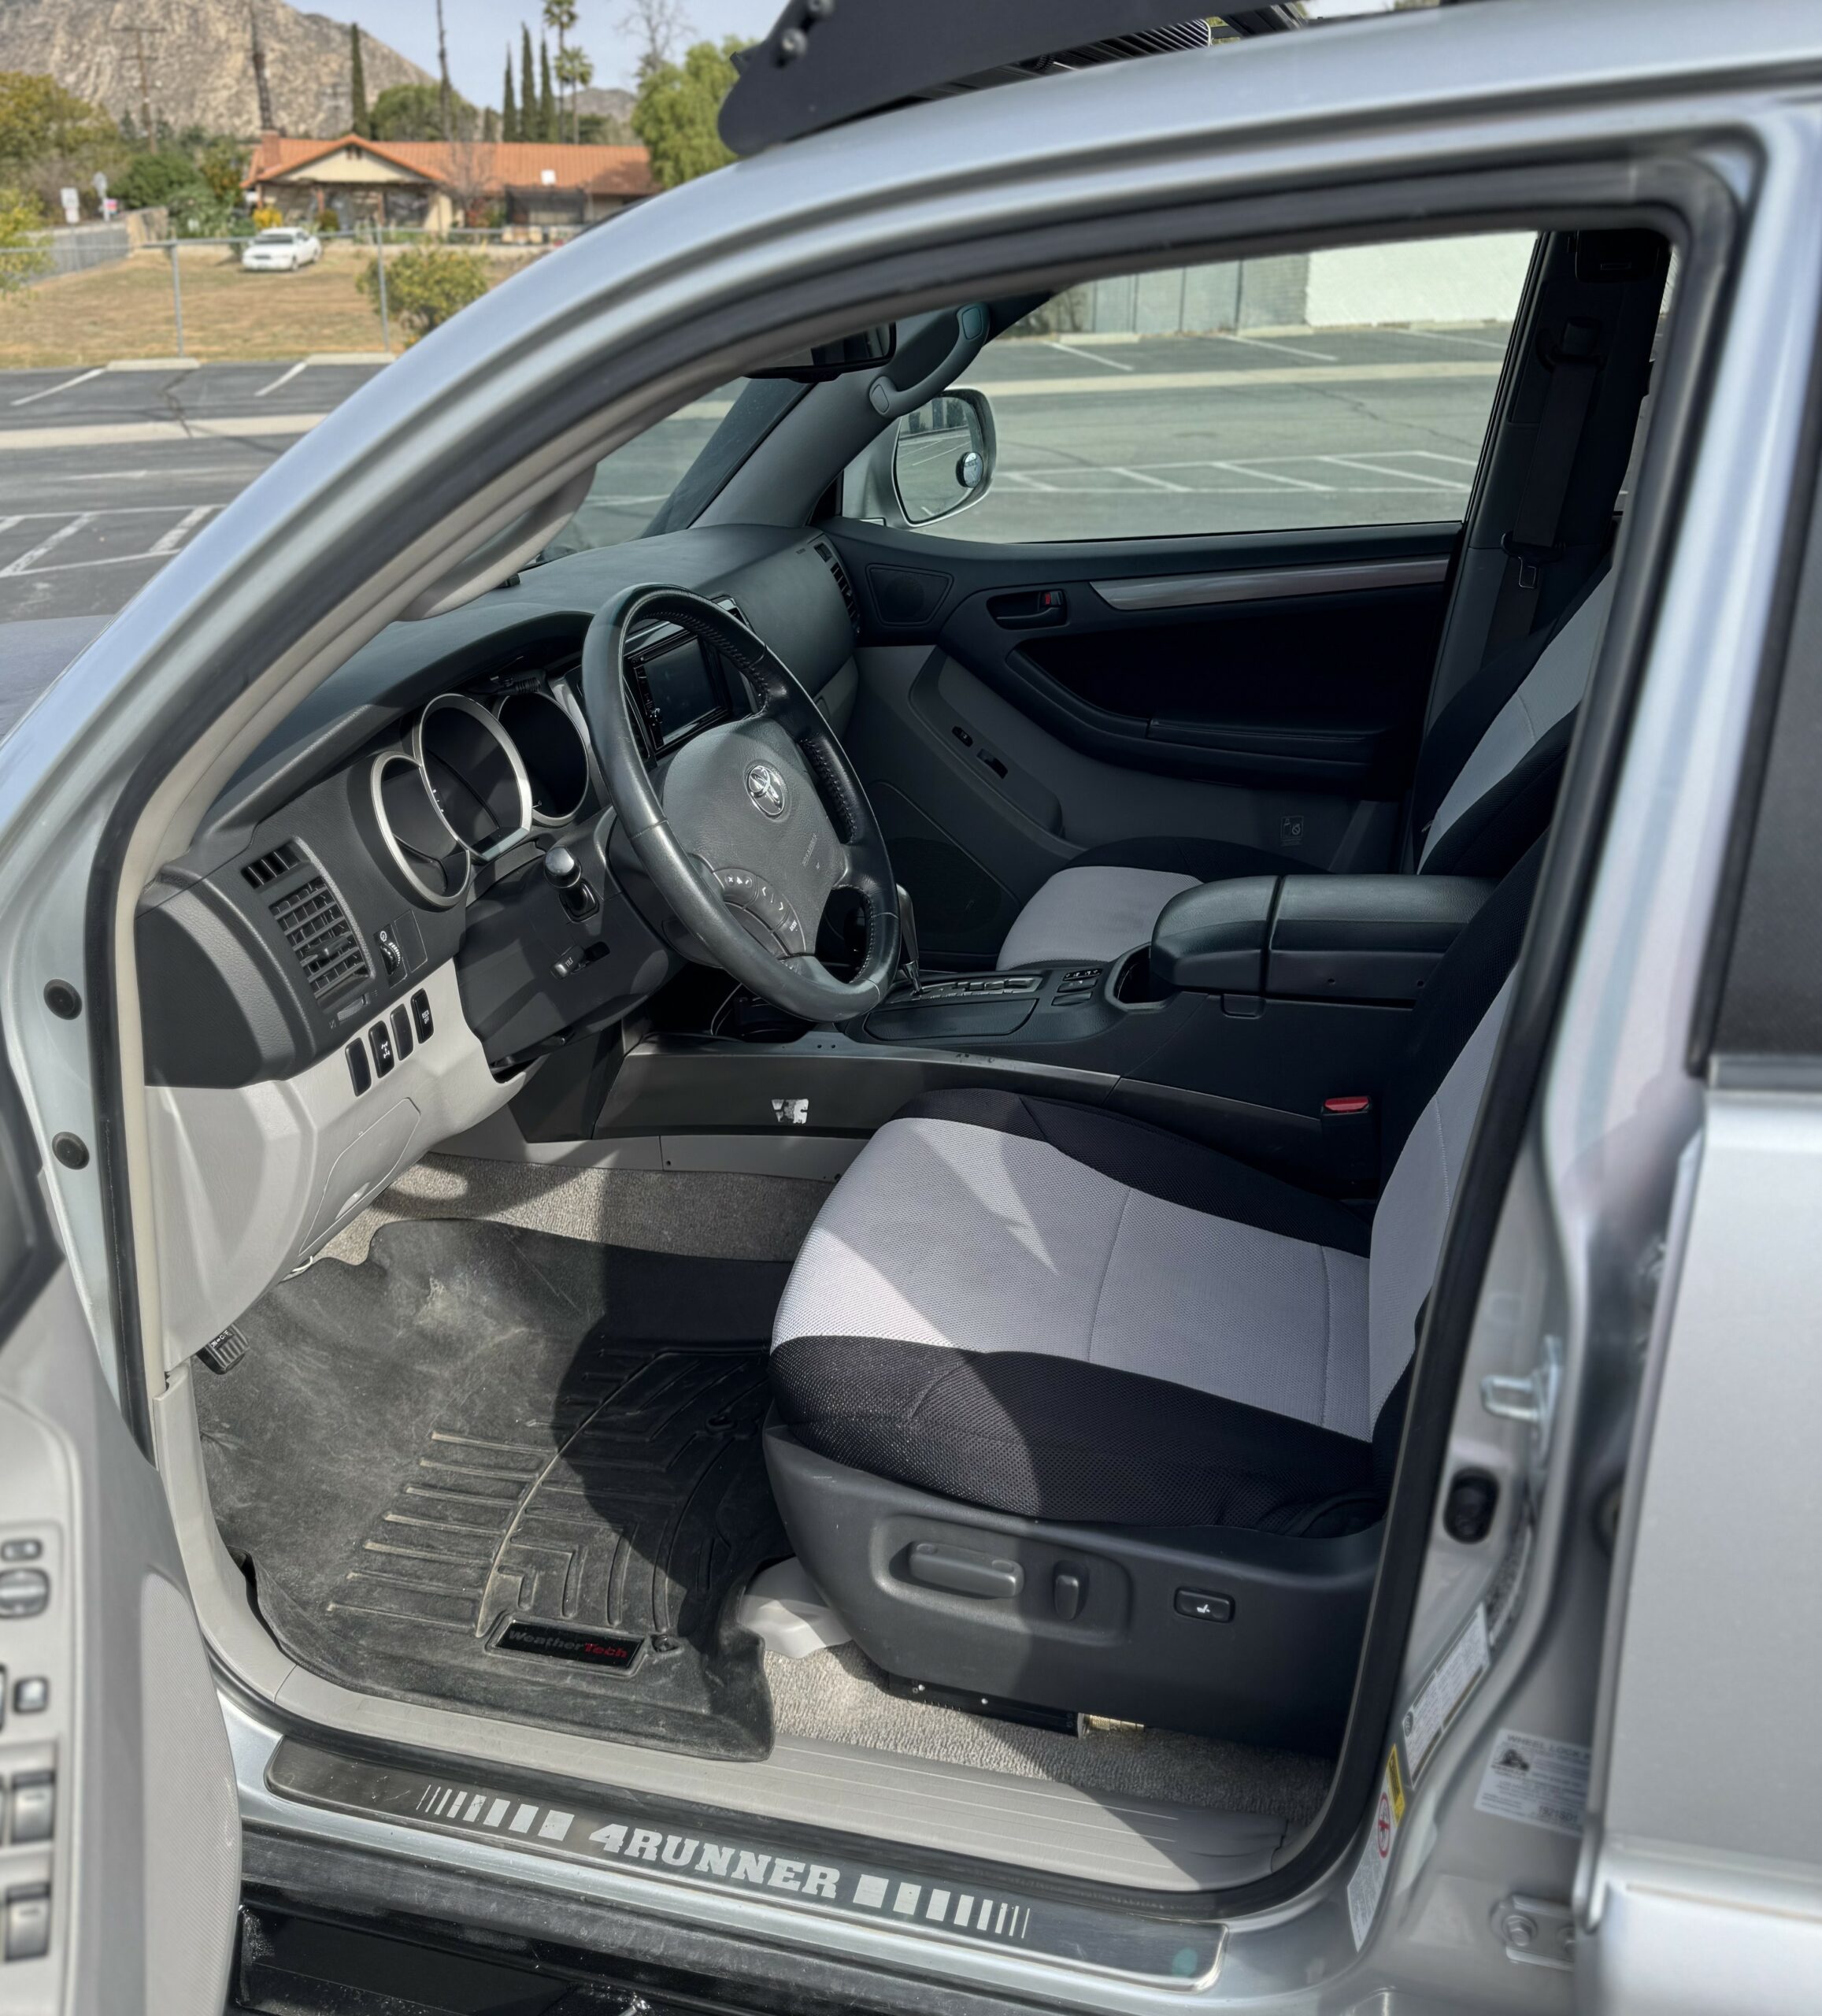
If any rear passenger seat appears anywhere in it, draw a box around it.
[994,564,1614,973]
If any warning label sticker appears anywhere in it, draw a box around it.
[1400,1603,1490,1781]
[1474,1728,1592,1836]
[1346,1747,1406,1951]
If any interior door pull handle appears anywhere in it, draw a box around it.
[990,589,1067,628]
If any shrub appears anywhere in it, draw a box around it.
[116,149,206,213]
[250,204,283,231]
[0,184,49,296]
[357,244,490,341]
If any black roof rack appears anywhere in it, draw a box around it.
[719,3,1302,158]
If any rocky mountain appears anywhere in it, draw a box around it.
[0,0,432,139]
[574,86,635,126]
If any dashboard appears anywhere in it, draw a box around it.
[137,524,861,1356]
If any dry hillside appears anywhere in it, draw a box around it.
[0,0,431,137]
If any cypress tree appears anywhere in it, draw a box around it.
[539,39,556,142]
[520,27,538,141]
[502,51,517,142]
[350,22,369,138]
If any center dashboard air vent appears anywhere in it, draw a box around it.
[813,539,860,636]
[264,858,371,1002]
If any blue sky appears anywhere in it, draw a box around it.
[356,1,783,106]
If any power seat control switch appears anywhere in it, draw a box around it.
[1175,1588,1235,1623]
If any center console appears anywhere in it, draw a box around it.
[515,873,1494,1199]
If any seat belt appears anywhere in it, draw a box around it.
[1485,315,1603,654]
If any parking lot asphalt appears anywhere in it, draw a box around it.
[0,325,1510,625]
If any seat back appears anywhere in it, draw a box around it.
[1410,565,1613,877]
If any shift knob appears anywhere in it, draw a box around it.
[543,844,580,889]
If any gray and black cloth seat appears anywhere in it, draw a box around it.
[994,567,1610,972]
[772,846,1535,1539]
[764,850,1539,1744]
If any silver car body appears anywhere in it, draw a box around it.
[2,2,1820,2009]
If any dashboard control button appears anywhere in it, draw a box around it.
[374,925,404,979]
[369,1022,395,1076]
[0,1540,40,1563]
[9,1773,53,1844]
[391,1005,413,1060]
[345,1040,371,1095]
[4,1884,50,1962]
[0,1569,48,1619]
[12,1677,47,1715]
[410,989,433,1041]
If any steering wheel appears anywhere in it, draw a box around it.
[580,584,901,1021]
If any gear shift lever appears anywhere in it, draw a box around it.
[895,883,921,997]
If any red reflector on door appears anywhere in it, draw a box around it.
[1323,1095,1372,1116]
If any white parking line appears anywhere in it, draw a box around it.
[255,361,310,398]
[147,505,217,554]
[9,367,105,409]
[0,513,95,576]
[1321,454,1468,488]
[1046,340,1135,372]
[1209,332,1340,363]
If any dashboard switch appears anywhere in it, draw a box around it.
[13,1677,47,1714]
[410,989,433,1042]
[345,1040,371,1095]
[369,1021,395,1077]
[0,1569,48,1619]
[0,1540,40,1562]
[375,925,405,980]
[391,1005,414,1060]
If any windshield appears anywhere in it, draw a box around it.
[540,377,805,560]
[254,230,296,242]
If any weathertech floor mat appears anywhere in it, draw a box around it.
[195,1218,791,1760]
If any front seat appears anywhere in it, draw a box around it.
[994,565,1609,973]
[763,846,1540,1750]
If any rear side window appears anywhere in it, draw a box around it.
[863,231,1534,543]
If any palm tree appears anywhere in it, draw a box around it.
[543,0,580,139]
[554,45,593,145]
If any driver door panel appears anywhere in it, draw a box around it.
[0,1069,239,2014]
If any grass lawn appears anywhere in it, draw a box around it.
[0,242,539,369]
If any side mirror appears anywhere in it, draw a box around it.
[891,389,995,525]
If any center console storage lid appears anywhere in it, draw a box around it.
[1154,874,1493,1005]
[1150,876,1275,994]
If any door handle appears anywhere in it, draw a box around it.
[989,588,1068,629]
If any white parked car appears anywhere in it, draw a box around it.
[240,226,322,272]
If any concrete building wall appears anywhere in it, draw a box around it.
[1039,231,1533,338]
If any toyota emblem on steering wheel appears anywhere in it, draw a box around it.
[745,761,789,818]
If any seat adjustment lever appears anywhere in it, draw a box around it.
[905,1542,1023,1600]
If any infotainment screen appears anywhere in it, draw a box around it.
[639,636,724,749]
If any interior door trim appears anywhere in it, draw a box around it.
[1091,554,1451,613]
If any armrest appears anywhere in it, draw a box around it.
[1153,874,1493,1005]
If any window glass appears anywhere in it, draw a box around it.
[541,378,802,559]
[865,232,1535,543]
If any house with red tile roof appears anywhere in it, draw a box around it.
[243,134,656,233]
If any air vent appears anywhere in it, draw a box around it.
[242,840,302,890]
[814,539,861,635]
[270,876,370,1002]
